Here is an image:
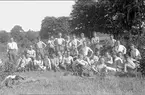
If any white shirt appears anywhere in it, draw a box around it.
[20,57,32,67]
[130,49,141,59]
[114,45,127,54]
[7,42,18,50]
[27,49,36,58]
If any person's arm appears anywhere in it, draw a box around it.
[42,41,47,48]
[107,57,113,64]
[7,43,10,52]
[88,47,94,57]
[123,46,127,54]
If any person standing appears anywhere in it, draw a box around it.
[7,38,18,72]
[36,37,46,59]
[55,33,65,53]
[91,32,100,52]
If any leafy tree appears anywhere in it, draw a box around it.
[0,30,10,43]
[25,30,39,42]
[40,16,70,39]
[10,25,25,41]
[70,0,145,39]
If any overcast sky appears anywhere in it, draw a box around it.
[0,1,75,32]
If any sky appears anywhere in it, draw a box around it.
[0,1,75,32]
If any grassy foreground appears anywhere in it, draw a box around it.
[0,71,145,95]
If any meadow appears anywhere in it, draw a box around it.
[0,34,145,95]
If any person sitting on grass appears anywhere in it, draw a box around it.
[62,51,73,71]
[73,54,89,77]
[124,54,139,73]
[113,53,124,72]
[130,44,141,61]
[92,57,107,74]
[113,40,127,55]
[43,54,51,71]
[17,54,32,72]
[50,53,59,72]
[34,56,46,71]
[70,44,79,61]
[104,52,113,67]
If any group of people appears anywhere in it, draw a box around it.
[5,32,141,76]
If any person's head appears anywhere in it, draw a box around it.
[83,41,87,46]
[99,57,105,63]
[67,51,70,56]
[58,33,62,38]
[73,34,76,39]
[81,33,85,38]
[38,55,42,60]
[66,35,70,40]
[52,53,56,58]
[10,38,14,42]
[95,50,100,56]
[51,36,54,40]
[130,44,135,50]
[113,53,117,58]
[105,52,110,57]
[26,54,29,58]
[22,54,26,59]
[118,52,123,57]
[110,35,114,40]
[78,54,83,59]
[38,37,41,41]
[116,40,120,46]
[93,32,97,37]
[44,54,48,59]
[58,52,62,57]
[29,45,33,50]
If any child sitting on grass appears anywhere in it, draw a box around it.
[50,53,59,72]
[43,54,51,71]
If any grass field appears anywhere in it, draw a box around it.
[0,35,145,95]
[0,71,145,95]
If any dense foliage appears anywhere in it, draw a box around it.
[70,0,145,39]
[40,16,70,39]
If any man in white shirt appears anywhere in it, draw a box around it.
[113,41,127,55]
[7,38,18,70]
[36,37,46,59]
